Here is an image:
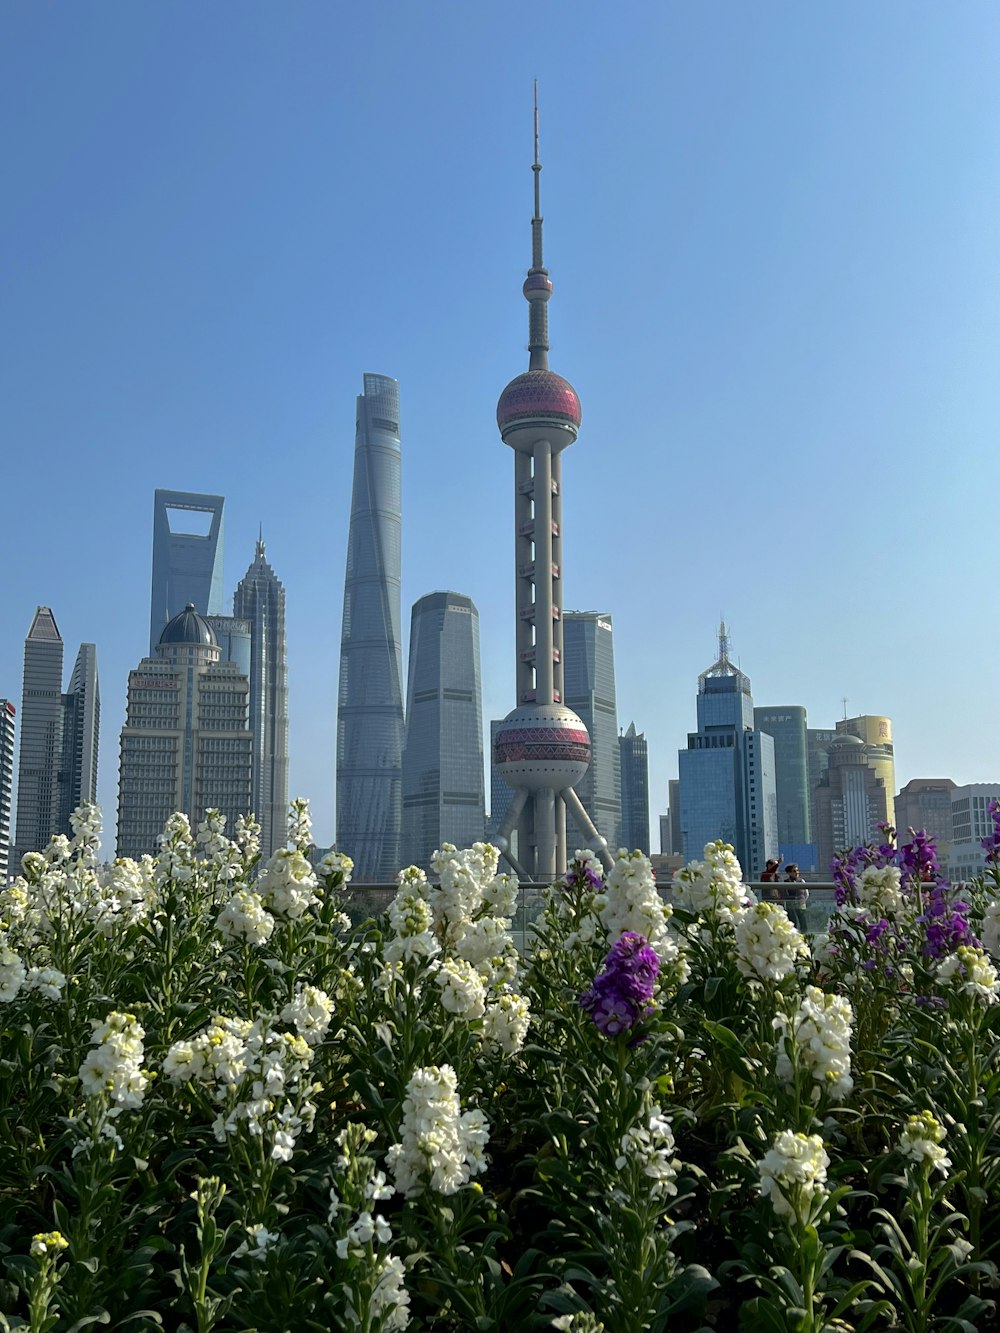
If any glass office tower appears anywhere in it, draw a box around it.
[401,592,485,869]
[149,490,225,653]
[563,611,621,854]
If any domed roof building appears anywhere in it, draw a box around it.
[117,603,252,860]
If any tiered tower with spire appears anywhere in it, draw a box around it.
[491,91,612,882]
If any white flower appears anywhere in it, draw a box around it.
[774,985,854,1101]
[280,984,334,1045]
[371,1253,411,1329]
[78,1011,149,1111]
[23,966,66,1000]
[235,1223,279,1260]
[287,797,313,851]
[385,889,439,964]
[615,1104,678,1204]
[257,848,320,919]
[600,849,672,952]
[758,1130,830,1224]
[898,1111,951,1176]
[386,1064,489,1197]
[672,841,751,924]
[855,865,904,915]
[980,899,1000,961]
[482,871,519,917]
[734,902,810,983]
[0,935,27,1003]
[216,888,275,945]
[481,993,531,1055]
[319,849,353,884]
[937,946,1000,1002]
[435,957,486,1019]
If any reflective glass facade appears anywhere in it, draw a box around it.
[619,722,650,853]
[754,706,811,846]
[401,592,485,869]
[563,612,621,853]
[149,490,225,653]
[678,655,778,876]
[337,375,405,880]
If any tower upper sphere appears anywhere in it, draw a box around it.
[496,85,581,449]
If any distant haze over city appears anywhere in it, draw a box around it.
[4,4,1000,853]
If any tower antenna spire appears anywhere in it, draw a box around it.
[526,81,552,370]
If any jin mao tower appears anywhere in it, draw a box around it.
[491,94,611,881]
[234,537,289,860]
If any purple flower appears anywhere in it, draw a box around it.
[563,854,604,894]
[580,932,661,1037]
[866,918,891,949]
[981,800,1000,865]
[898,828,943,890]
[919,884,978,959]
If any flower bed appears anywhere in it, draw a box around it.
[1,802,999,1331]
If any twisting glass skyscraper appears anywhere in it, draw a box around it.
[491,93,611,881]
[234,537,289,860]
[337,374,405,880]
[401,592,485,869]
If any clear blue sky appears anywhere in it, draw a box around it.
[3,2,1000,853]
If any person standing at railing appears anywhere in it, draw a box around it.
[783,863,809,932]
[759,857,782,903]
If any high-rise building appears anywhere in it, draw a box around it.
[836,715,895,830]
[0,700,15,881]
[205,615,252,679]
[895,778,956,863]
[619,722,650,854]
[57,643,100,833]
[812,734,890,874]
[118,604,252,860]
[233,538,289,861]
[678,623,778,875]
[754,705,815,868]
[401,592,485,869]
[666,777,681,856]
[12,611,101,863]
[491,95,610,882]
[948,783,1000,882]
[149,490,225,653]
[13,608,64,862]
[563,612,621,853]
[337,374,405,880]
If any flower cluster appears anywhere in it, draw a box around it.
[328,1123,411,1329]
[0,932,26,1002]
[734,902,810,983]
[580,932,660,1037]
[280,984,334,1045]
[936,945,999,1003]
[774,985,854,1101]
[78,1011,150,1113]
[615,1104,678,1205]
[599,849,672,953]
[435,957,487,1020]
[563,848,605,895]
[855,866,905,916]
[898,1111,951,1176]
[216,887,275,945]
[481,992,531,1055]
[386,1064,489,1197]
[672,841,751,925]
[257,848,321,920]
[758,1130,830,1225]
[163,1014,319,1161]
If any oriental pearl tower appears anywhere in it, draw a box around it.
[491,91,613,883]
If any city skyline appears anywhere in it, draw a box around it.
[4,6,1000,854]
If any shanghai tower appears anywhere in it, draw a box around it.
[336,374,405,880]
[491,93,612,882]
